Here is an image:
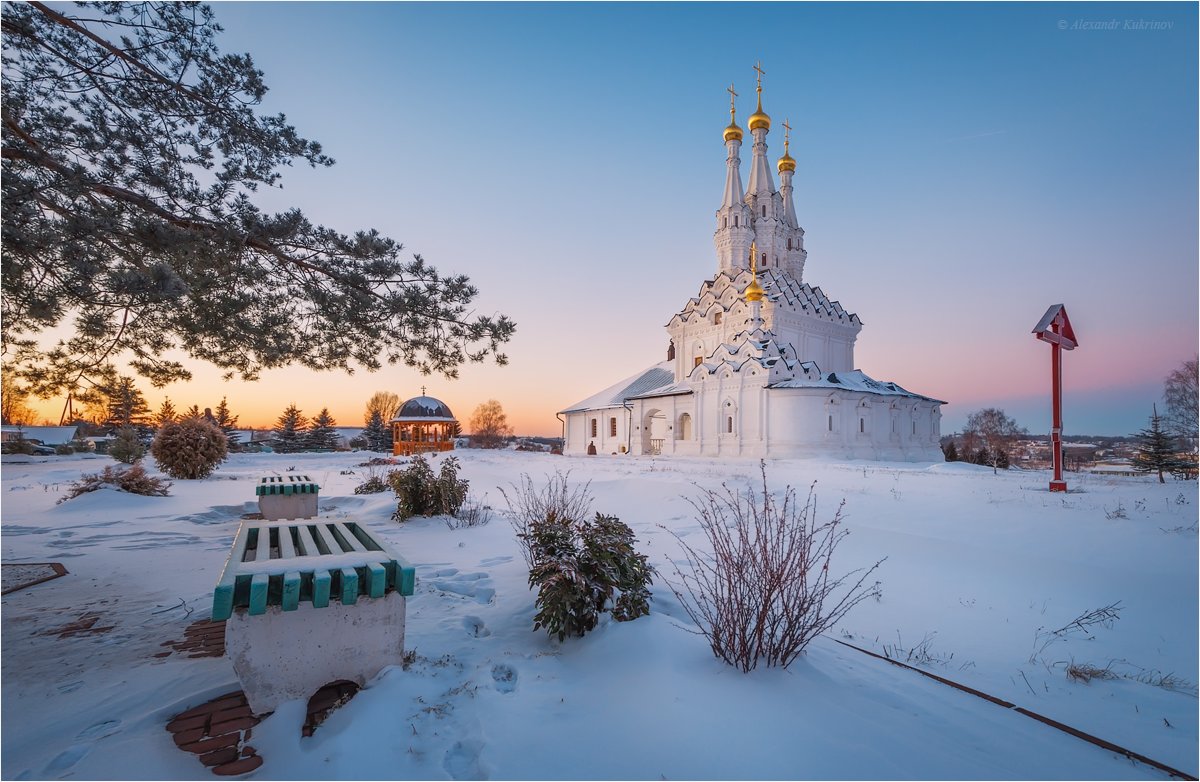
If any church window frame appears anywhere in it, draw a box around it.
[828,415,834,432]
[733,215,738,228]
[609,417,617,437]
[761,204,766,218]
[859,418,865,434]
[590,418,597,438]
[677,412,692,441]
[714,312,723,325]
[727,416,734,434]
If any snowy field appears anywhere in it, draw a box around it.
[1,450,1196,780]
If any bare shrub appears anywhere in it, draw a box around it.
[58,463,171,503]
[882,631,954,667]
[499,471,593,568]
[664,461,884,672]
[1030,602,1122,663]
[1065,660,1117,684]
[1103,501,1127,520]
[353,466,390,495]
[446,494,493,530]
[150,417,228,479]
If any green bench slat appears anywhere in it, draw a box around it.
[281,570,301,611]
[366,561,386,598]
[312,569,331,608]
[340,567,358,605]
[248,573,269,615]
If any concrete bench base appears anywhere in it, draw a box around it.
[258,494,318,521]
[225,591,406,715]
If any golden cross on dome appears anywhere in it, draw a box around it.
[753,61,766,90]
[421,385,426,396]
[749,241,758,274]
[727,83,738,111]
[782,118,792,150]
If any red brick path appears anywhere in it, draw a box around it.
[158,619,226,659]
[167,681,361,775]
[166,690,263,776]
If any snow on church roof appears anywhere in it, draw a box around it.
[770,369,946,404]
[559,362,684,413]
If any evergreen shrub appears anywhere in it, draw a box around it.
[389,455,468,521]
[503,472,652,641]
[151,417,228,479]
[109,425,145,464]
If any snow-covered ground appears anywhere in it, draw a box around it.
[2,450,1196,780]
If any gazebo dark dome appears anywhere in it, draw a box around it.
[394,395,456,421]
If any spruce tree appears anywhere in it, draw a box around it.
[1132,405,1179,484]
[272,405,309,454]
[941,440,959,462]
[306,408,339,451]
[154,398,178,428]
[213,397,241,451]
[183,404,202,420]
[363,410,391,453]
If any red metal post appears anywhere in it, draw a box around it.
[1049,325,1066,491]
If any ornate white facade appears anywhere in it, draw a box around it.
[561,72,944,461]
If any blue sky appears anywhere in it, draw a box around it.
[118,1,1197,436]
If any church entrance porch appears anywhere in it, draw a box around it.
[642,409,668,455]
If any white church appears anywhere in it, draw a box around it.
[561,68,945,461]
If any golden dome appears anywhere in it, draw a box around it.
[745,275,765,303]
[748,101,771,131]
[724,121,744,143]
[778,119,795,172]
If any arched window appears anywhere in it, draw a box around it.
[787,238,792,250]
[677,413,692,440]
[733,215,738,228]
[722,217,727,228]
[859,418,865,433]
[912,420,917,435]
[828,415,833,432]
[761,205,766,217]
[727,416,734,434]
[609,417,617,437]
[762,252,767,266]
[714,312,723,325]
[590,419,597,438]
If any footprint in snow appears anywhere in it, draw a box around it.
[463,616,491,638]
[75,719,121,741]
[443,739,486,780]
[42,744,89,777]
[491,664,517,694]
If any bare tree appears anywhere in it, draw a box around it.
[664,462,884,672]
[1163,357,1198,448]
[963,408,1026,473]
[1,372,36,425]
[469,399,513,449]
[364,391,401,426]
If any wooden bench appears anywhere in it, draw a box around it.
[256,474,320,520]
[213,518,415,715]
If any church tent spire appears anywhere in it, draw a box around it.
[745,62,776,199]
[714,83,753,273]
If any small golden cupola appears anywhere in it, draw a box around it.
[778,117,796,173]
[723,83,743,142]
[747,61,771,132]
[745,242,765,303]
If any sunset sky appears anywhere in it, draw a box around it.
[25,2,1199,437]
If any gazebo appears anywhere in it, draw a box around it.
[391,391,458,456]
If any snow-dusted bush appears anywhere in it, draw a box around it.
[500,470,594,568]
[109,425,145,464]
[58,463,171,503]
[526,512,653,641]
[665,461,883,672]
[389,455,468,521]
[150,417,228,479]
